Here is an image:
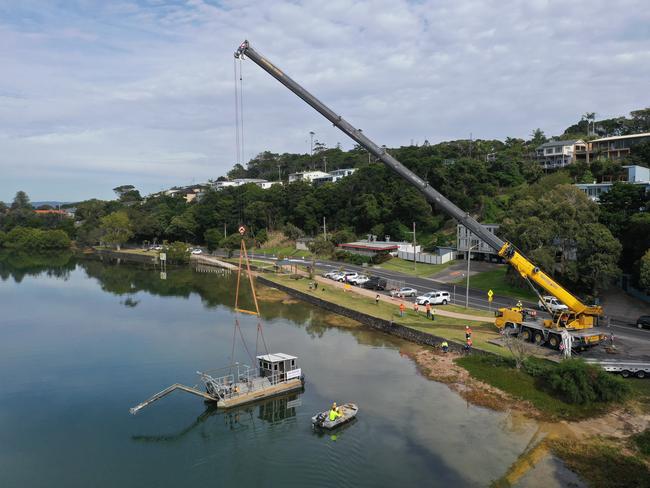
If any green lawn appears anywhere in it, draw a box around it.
[256,246,312,258]
[378,258,454,278]
[263,273,505,355]
[455,267,537,301]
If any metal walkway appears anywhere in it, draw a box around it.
[130,383,215,415]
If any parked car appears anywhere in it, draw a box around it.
[537,296,568,313]
[349,274,369,285]
[329,272,345,281]
[391,287,418,298]
[637,315,650,329]
[416,290,451,305]
[323,271,338,279]
[341,272,359,283]
[362,277,387,291]
[191,249,203,255]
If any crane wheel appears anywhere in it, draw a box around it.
[637,370,646,379]
[520,329,531,342]
[621,370,631,378]
[533,332,544,345]
[548,335,560,349]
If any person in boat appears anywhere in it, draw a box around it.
[329,402,343,421]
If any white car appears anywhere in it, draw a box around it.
[323,271,338,278]
[342,272,359,283]
[349,275,369,286]
[416,291,451,305]
[191,249,203,255]
[391,287,418,298]
[538,296,568,313]
[330,272,346,281]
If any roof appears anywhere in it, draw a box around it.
[536,139,581,149]
[256,353,297,362]
[34,209,66,215]
[340,241,399,251]
[591,132,650,142]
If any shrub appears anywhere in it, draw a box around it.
[204,228,222,252]
[522,358,552,378]
[372,253,392,264]
[632,428,650,456]
[308,236,334,256]
[282,223,304,240]
[164,241,190,264]
[546,359,630,405]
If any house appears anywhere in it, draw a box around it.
[457,224,501,262]
[575,165,650,202]
[398,246,456,265]
[211,179,280,190]
[288,171,331,183]
[338,241,399,258]
[34,209,69,217]
[588,132,650,160]
[256,181,283,190]
[328,168,357,182]
[535,139,586,169]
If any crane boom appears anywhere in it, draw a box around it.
[234,40,601,319]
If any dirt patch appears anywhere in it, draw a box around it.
[407,347,534,414]
[321,314,361,329]
[256,287,290,302]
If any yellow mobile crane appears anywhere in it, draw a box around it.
[234,40,607,350]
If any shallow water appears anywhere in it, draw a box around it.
[0,254,580,487]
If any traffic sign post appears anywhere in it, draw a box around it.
[488,289,494,311]
[238,225,246,236]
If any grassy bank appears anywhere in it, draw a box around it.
[455,267,537,301]
[456,355,611,419]
[378,258,453,278]
[549,437,650,487]
[263,273,505,355]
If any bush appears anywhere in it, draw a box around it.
[1,227,70,250]
[546,359,630,405]
[204,228,222,252]
[522,358,552,378]
[632,428,650,456]
[282,223,304,240]
[255,229,269,245]
[164,241,190,264]
[372,253,392,264]
[308,236,334,256]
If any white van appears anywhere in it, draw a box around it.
[416,290,451,305]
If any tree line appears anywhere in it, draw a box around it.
[2,112,648,297]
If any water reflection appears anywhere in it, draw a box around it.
[132,392,303,443]
[0,250,74,283]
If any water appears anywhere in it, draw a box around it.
[0,253,581,487]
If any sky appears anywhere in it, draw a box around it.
[1,0,649,202]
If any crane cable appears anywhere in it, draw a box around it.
[233,57,246,167]
[233,58,241,166]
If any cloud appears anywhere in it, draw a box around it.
[0,0,649,201]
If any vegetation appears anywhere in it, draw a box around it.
[0,227,70,250]
[456,354,631,419]
[99,211,133,250]
[549,438,650,488]
[378,257,453,278]
[455,267,537,301]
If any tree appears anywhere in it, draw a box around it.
[100,211,133,250]
[112,185,141,203]
[204,228,222,252]
[11,191,32,211]
[640,249,650,292]
[164,241,190,264]
[529,128,547,147]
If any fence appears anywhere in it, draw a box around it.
[397,250,456,265]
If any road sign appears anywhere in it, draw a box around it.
[159,253,166,261]
[238,225,246,235]
[488,289,493,302]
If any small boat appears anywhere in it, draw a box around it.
[312,403,358,429]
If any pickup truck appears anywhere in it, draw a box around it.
[537,296,568,313]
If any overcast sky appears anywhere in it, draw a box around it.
[1,0,649,202]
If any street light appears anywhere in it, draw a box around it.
[465,241,479,308]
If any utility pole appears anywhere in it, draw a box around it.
[224,223,227,239]
[323,217,327,240]
[323,156,327,173]
[277,164,282,181]
[465,243,478,308]
[412,222,417,271]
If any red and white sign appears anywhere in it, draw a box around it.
[238,225,246,235]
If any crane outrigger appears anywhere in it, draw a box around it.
[234,40,607,350]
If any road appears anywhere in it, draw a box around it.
[241,252,650,359]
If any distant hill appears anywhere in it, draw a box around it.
[31,201,71,208]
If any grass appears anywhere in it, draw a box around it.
[455,355,611,419]
[454,267,537,301]
[256,246,313,258]
[263,273,505,355]
[549,438,650,488]
[378,258,453,278]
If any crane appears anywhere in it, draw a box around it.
[234,40,606,349]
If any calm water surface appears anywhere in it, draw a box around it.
[0,253,581,487]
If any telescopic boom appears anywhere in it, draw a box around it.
[234,40,601,319]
